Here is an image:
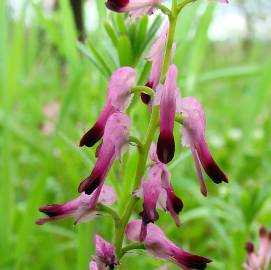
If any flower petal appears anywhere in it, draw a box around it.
[126,220,212,270]
[157,65,178,163]
[80,102,115,147]
[108,67,136,111]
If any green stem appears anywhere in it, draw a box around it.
[120,243,145,258]
[131,85,154,98]
[114,106,159,257]
[156,4,171,15]
[177,0,197,12]
[160,8,177,82]
[98,204,120,223]
[175,114,184,125]
[129,136,143,150]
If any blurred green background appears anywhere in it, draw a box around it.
[1,0,271,269]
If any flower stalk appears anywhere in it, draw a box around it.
[114,1,179,259]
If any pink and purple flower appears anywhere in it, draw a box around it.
[177,96,228,196]
[36,184,116,225]
[126,220,212,270]
[80,67,135,147]
[89,235,117,270]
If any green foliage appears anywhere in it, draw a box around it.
[0,0,270,269]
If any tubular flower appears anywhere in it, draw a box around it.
[105,0,164,18]
[126,220,212,270]
[141,23,168,104]
[78,112,131,195]
[243,227,271,270]
[36,185,116,225]
[139,144,183,240]
[177,96,228,196]
[89,235,118,270]
[157,64,178,164]
[80,67,136,147]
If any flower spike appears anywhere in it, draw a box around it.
[126,220,212,270]
[80,67,135,147]
[79,112,130,197]
[157,64,178,164]
[178,96,228,195]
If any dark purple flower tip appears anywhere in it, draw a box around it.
[181,254,212,270]
[78,174,101,195]
[167,190,183,214]
[105,0,129,12]
[139,222,148,242]
[203,159,228,184]
[79,122,104,147]
[141,92,152,104]
[245,242,254,254]
[140,81,153,105]
[139,206,159,241]
[139,205,159,225]
[39,204,63,217]
[197,143,228,184]
[157,132,175,164]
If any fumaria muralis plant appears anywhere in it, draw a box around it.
[37,0,230,269]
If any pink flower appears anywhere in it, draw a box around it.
[105,0,164,18]
[80,67,136,147]
[126,220,212,270]
[243,227,271,270]
[157,64,179,164]
[78,112,130,195]
[142,22,176,105]
[177,96,228,196]
[36,185,116,225]
[139,144,183,240]
[89,235,117,270]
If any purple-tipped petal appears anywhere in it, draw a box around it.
[78,145,115,194]
[180,96,228,187]
[80,102,115,147]
[36,184,116,225]
[160,164,183,226]
[157,65,178,164]
[126,220,212,270]
[157,132,175,164]
[79,112,130,195]
[145,23,169,90]
[81,67,135,147]
[191,148,208,196]
[139,166,162,240]
[106,0,164,18]
[173,250,212,270]
[105,0,129,12]
[165,187,183,227]
[196,140,228,184]
[37,197,81,225]
[94,235,117,269]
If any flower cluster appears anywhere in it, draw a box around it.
[37,1,230,269]
[244,227,271,270]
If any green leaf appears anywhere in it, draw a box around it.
[117,35,133,66]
